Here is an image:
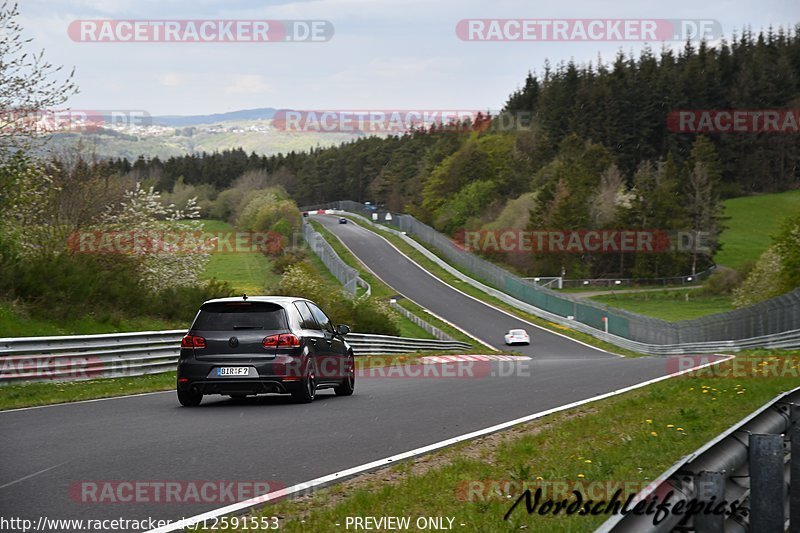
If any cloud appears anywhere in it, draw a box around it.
[159,73,185,87]
[224,74,272,94]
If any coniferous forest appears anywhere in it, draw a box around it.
[108,28,800,279]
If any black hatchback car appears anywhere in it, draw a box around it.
[176,296,354,406]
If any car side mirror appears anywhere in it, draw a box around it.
[336,324,350,336]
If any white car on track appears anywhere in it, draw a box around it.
[504,329,530,345]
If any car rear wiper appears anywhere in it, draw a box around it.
[232,325,264,330]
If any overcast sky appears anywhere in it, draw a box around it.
[18,0,800,116]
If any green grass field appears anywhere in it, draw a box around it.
[716,190,800,270]
[200,219,281,294]
[590,289,734,322]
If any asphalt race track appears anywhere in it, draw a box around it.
[315,214,613,359]
[0,215,719,531]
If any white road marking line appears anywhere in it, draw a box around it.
[145,354,733,533]
[0,390,173,414]
[0,461,70,490]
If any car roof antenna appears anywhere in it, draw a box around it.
[242,294,248,301]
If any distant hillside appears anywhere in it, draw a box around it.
[40,115,361,159]
[151,108,278,127]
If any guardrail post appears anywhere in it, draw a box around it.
[791,405,800,533]
[694,471,725,533]
[749,434,785,533]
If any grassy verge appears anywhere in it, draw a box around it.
[200,219,280,294]
[716,190,800,270]
[219,351,797,532]
[557,284,704,294]
[590,290,734,322]
[0,372,177,410]
[310,220,483,349]
[341,217,643,357]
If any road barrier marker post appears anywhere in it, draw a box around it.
[749,434,785,533]
[790,405,800,533]
[694,471,725,533]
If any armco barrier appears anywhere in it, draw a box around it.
[302,203,800,355]
[389,300,456,341]
[302,221,365,296]
[0,331,470,385]
[597,386,800,532]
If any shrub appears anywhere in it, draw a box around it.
[701,269,742,296]
[276,262,399,335]
[0,250,234,324]
[732,247,785,308]
[271,247,308,275]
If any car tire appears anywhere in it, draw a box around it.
[177,388,203,407]
[292,358,317,404]
[334,353,355,396]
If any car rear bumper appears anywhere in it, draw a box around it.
[180,379,301,395]
[177,359,305,395]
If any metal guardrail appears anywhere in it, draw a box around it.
[598,385,800,532]
[0,331,470,385]
[302,220,366,297]
[345,333,469,354]
[388,300,457,342]
[0,330,185,383]
[308,205,800,355]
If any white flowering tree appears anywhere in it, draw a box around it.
[0,153,62,257]
[101,183,212,292]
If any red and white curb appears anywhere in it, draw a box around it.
[421,354,531,363]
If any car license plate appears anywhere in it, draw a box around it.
[218,367,250,376]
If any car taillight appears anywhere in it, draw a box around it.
[181,335,206,349]
[262,334,300,349]
[278,334,301,348]
[262,335,279,348]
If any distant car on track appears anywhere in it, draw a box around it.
[504,329,530,345]
[176,296,354,407]
[339,217,347,224]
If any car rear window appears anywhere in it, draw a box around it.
[192,302,287,331]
